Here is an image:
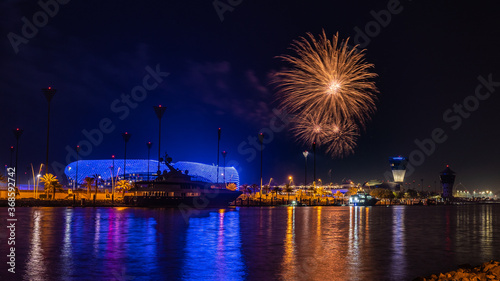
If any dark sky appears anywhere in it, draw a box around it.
[1,0,499,192]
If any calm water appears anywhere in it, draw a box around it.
[1,205,499,281]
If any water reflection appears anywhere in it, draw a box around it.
[3,205,500,281]
[480,205,493,257]
[60,208,74,279]
[281,206,296,280]
[182,209,245,280]
[391,206,406,279]
[24,209,45,281]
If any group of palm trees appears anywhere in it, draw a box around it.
[239,183,346,204]
[0,170,133,200]
[81,176,132,199]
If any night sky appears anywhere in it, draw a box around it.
[1,0,499,192]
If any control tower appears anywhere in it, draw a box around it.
[389,157,408,183]
[440,165,456,199]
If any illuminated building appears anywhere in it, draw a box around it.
[389,156,408,183]
[440,165,455,199]
[64,159,239,187]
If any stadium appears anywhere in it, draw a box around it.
[64,159,239,187]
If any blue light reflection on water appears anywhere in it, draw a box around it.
[181,209,246,280]
[390,206,406,280]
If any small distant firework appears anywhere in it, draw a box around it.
[290,113,330,146]
[273,30,377,158]
[291,113,359,158]
[324,119,359,158]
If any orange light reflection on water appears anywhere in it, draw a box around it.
[24,209,45,280]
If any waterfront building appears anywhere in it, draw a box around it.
[440,165,456,199]
[389,156,408,183]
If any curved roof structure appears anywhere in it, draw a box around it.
[64,159,239,186]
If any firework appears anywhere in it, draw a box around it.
[324,118,359,158]
[273,30,377,158]
[292,113,359,158]
[290,113,330,146]
[273,30,378,128]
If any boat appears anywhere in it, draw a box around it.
[348,192,378,206]
[124,156,242,208]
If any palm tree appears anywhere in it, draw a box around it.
[239,184,248,197]
[308,185,316,198]
[92,174,103,196]
[0,172,7,183]
[115,180,132,197]
[40,173,61,200]
[262,185,270,198]
[251,183,259,199]
[226,183,237,191]
[284,183,294,204]
[83,177,94,198]
[334,190,344,204]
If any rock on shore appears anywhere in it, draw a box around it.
[414,260,500,281]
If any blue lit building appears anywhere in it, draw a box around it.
[64,159,239,187]
[440,165,456,199]
[389,156,408,183]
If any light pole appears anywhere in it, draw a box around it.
[217,128,221,184]
[9,146,14,168]
[42,87,56,174]
[36,173,41,199]
[13,128,23,188]
[312,142,316,183]
[303,151,309,187]
[259,133,264,203]
[153,105,166,176]
[122,132,131,180]
[75,145,80,190]
[147,142,152,181]
[221,151,227,185]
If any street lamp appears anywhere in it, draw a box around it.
[75,145,80,190]
[122,132,131,180]
[153,105,167,176]
[221,151,227,185]
[110,156,115,203]
[13,128,23,188]
[303,151,309,187]
[259,133,264,202]
[147,142,152,181]
[111,154,115,186]
[217,128,221,184]
[312,142,316,182]
[42,87,56,174]
[36,173,41,199]
[9,146,14,168]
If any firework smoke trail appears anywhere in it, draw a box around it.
[273,30,377,158]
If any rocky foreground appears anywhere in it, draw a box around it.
[414,260,500,281]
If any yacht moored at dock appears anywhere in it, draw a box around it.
[124,156,242,208]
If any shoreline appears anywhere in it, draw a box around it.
[414,260,500,281]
